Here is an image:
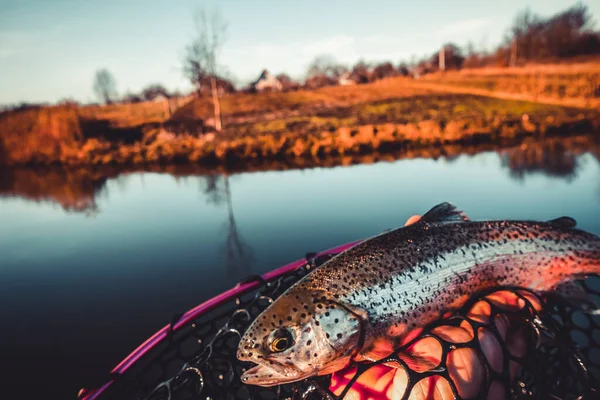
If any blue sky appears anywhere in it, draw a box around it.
[1,0,598,105]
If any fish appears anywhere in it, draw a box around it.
[236,202,600,387]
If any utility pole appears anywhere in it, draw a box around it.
[211,76,222,132]
[510,37,517,67]
[439,45,445,72]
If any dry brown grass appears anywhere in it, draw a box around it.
[447,60,600,76]
[406,80,600,110]
[0,106,82,164]
[173,79,436,123]
[417,60,600,109]
[78,96,194,128]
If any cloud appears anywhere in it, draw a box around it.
[438,18,491,37]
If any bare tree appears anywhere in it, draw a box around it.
[93,69,117,104]
[463,41,483,68]
[372,62,398,80]
[397,62,410,76]
[304,55,348,89]
[307,54,348,80]
[184,6,228,132]
[350,60,373,84]
[275,73,301,92]
[504,4,598,63]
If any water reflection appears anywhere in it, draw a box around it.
[0,167,105,214]
[499,138,581,181]
[201,175,254,275]
[1,134,599,214]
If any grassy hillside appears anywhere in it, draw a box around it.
[418,61,600,109]
[1,62,599,166]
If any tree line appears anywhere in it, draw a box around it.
[465,3,600,68]
[4,3,597,114]
[399,3,600,74]
[91,3,599,103]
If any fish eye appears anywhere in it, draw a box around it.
[268,328,294,353]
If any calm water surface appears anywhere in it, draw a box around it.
[1,143,600,399]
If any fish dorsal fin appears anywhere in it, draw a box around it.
[420,202,469,224]
[548,216,577,228]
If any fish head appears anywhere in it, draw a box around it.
[237,289,364,387]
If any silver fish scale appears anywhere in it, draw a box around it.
[296,219,600,335]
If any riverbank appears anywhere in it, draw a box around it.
[1,94,599,167]
[1,63,599,167]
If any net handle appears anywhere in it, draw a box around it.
[78,240,363,400]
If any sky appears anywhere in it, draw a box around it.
[0,0,598,105]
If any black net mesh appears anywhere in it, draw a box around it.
[80,251,600,400]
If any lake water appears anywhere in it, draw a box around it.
[1,137,600,399]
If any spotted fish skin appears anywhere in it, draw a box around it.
[237,203,600,387]
[305,217,600,346]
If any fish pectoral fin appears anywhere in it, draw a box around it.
[357,336,396,363]
[340,302,370,323]
[547,216,577,228]
[420,202,469,224]
[359,347,395,363]
[358,347,440,373]
[395,350,441,373]
[547,279,598,313]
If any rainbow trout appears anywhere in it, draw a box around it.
[236,203,600,386]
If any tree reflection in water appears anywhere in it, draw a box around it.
[499,138,580,181]
[200,174,254,276]
[1,134,599,215]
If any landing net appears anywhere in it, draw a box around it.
[79,249,600,400]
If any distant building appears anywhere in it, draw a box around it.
[410,62,435,79]
[338,71,356,86]
[151,93,169,102]
[253,69,283,92]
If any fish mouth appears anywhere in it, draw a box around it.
[241,363,309,387]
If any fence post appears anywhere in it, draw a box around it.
[510,38,517,67]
